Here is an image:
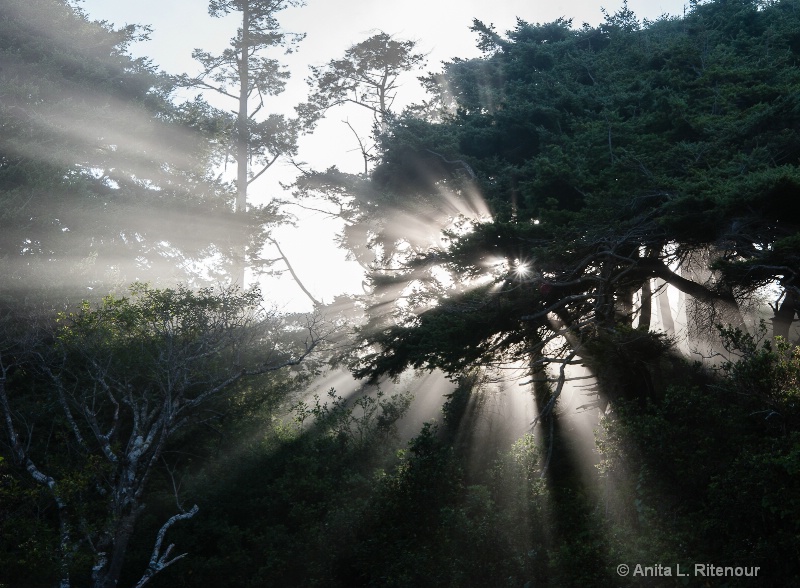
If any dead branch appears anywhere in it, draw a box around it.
[133,504,199,588]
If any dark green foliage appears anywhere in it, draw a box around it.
[354,285,532,379]
[0,457,61,587]
[718,322,800,429]
[8,307,799,587]
[598,332,800,586]
[136,388,417,588]
[347,0,800,383]
[138,386,555,588]
[0,285,304,588]
[583,326,675,404]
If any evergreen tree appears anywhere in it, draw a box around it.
[0,0,237,306]
[349,0,800,397]
[180,0,306,286]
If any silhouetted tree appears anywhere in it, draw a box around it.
[303,31,425,139]
[349,0,800,408]
[180,0,306,285]
[0,0,237,306]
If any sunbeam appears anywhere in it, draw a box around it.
[4,1,798,586]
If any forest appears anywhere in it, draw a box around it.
[1,0,799,586]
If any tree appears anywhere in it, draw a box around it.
[285,33,426,301]
[345,0,800,415]
[0,284,322,588]
[302,31,426,168]
[180,0,306,286]
[251,32,428,312]
[0,0,239,305]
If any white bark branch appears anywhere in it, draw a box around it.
[133,504,199,588]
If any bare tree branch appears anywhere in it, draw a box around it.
[133,504,199,588]
[267,237,322,307]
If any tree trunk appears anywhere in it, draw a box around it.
[598,261,616,327]
[235,3,250,287]
[638,278,652,330]
[772,288,797,340]
[657,279,675,335]
[528,346,550,417]
[617,286,635,326]
[96,512,138,588]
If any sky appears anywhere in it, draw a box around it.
[77,0,688,311]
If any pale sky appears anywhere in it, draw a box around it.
[78,0,687,311]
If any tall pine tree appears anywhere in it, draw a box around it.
[181,0,305,286]
[0,0,237,308]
